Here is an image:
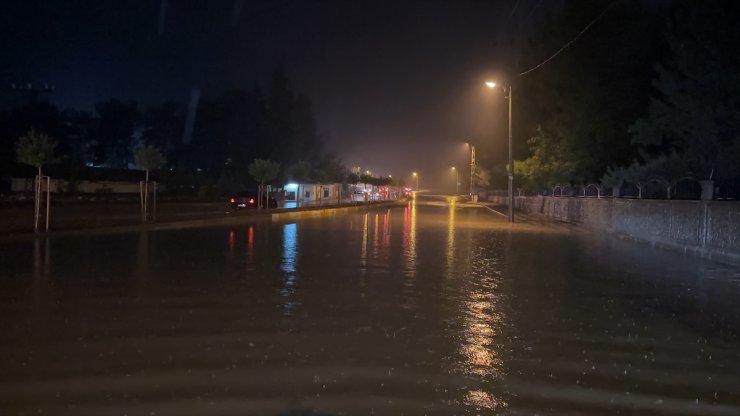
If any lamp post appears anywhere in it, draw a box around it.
[485,81,514,223]
[412,172,419,190]
[467,143,475,197]
[451,167,459,194]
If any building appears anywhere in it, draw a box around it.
[283,183,343,206]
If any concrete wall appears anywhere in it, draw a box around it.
[11,177,162,194]
[491,196,740,265]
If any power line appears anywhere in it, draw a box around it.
[525,0,543,21]
[518,1,618,77]
[504,0,521,31]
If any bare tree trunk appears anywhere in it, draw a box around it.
[45,176,50,232]
[140,182,145,223]
[152,181,157,221]
[258,182,263,209]
[34,167,42,232]
[143,169,149,222]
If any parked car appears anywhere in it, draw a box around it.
[351,190,368,202]
[229,191,278,210]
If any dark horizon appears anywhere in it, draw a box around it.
[1,0,539,181]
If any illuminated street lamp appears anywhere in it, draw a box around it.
[485,80,514,223]
[412,172,419,189]
[451,167,459,194]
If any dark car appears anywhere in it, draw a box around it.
[229,191,278,210]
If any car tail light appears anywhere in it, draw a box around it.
[229,198,235,203]
[249,198,255,204]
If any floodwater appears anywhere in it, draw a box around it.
[1,196,739,415]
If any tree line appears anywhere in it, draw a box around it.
[1,68,356,196]
[485,0,740,199]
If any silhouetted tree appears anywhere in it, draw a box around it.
[287,160,312,183]
[514,0,665,184]
[140,101,184,168]
[248,158,280,209]
[94,99,138,168]
[630,1,740,182]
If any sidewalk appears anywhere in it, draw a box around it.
[0,199,403,236]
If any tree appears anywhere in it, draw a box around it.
[16,129,57,231]
[630,1,740,182]
[347,172,360,185]
[287,160,312,183]
[133,143,167,183]
[473,166,491,189]
[94,99,139,168]
[265,67,322,165]
[60,109,96,166]
[514,0,665,184]
[133,144,166,223]
[515,126,578,193]
[16,129,56,180]
[312,153,347,184]
[601,166,627,197]
[248,159,280,209]
[140,101,184,168]
[1,102,63,174]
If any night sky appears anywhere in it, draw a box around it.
[2,0,544,182]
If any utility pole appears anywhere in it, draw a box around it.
[507,84,514,223]
[469,145,476,196]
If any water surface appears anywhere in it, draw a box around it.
[1,198,738,415]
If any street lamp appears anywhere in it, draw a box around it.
[451,167,459,194]
[412,172,419,189]
[466,143,475,198]
[485,80,514,223]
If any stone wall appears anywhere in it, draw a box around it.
[490,196,740,265]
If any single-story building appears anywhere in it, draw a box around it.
[283,183,343,205]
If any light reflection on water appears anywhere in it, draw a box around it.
[247,225,254,261]
[281,222,297,314]
[445,196,456,275]
[402,199,417,276]
[1,201,740,415]
[360,212,368,272]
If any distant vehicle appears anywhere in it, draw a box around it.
[351,190,368,202]
[229,191,278,210]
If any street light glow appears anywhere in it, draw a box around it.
[485,81,497,88]
[412,172,417,176]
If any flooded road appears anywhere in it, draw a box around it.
[1,197,739,415]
